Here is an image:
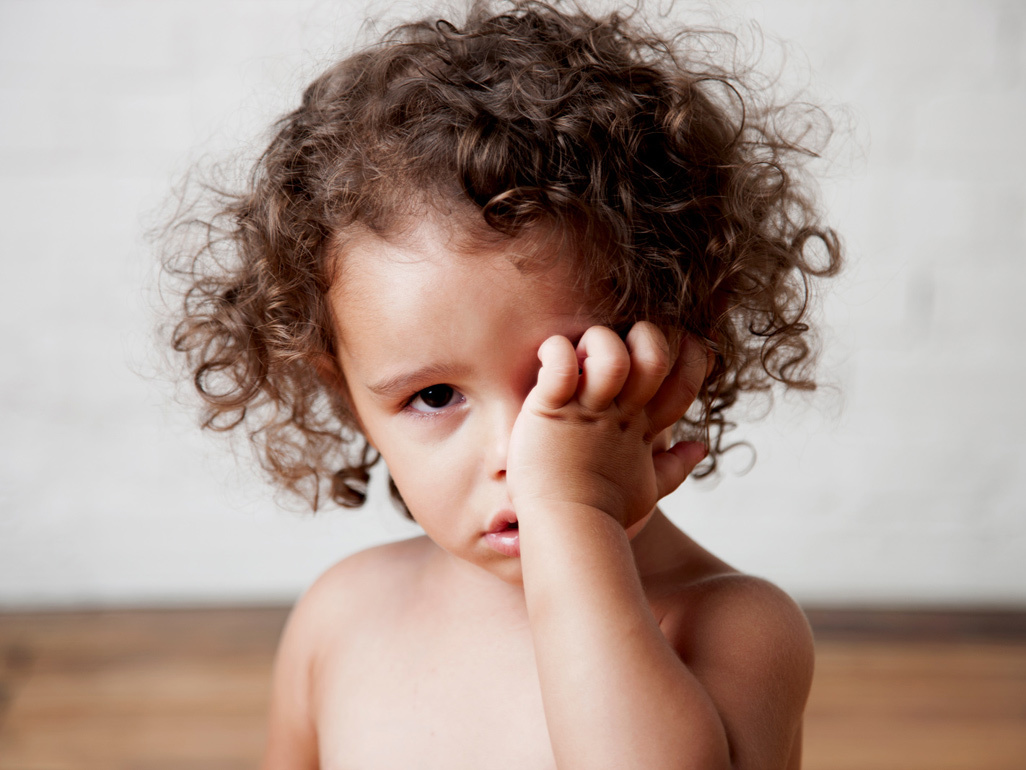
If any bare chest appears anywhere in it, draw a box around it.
[314,607,556,770]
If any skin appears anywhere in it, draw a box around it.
[260,215,814,770]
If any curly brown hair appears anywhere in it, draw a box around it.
[161,0,841,514]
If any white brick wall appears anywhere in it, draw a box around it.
[1,0,1023,607]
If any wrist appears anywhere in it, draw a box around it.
[517,500,648,620]
[516,501,635,572]
[514,498,623,530]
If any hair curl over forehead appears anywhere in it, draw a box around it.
[162,0,841,513]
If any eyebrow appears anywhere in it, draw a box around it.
[362,325,593,399]
[365,362,472,398]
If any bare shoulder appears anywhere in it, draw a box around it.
[260,536,433,770]
[280,536,430,646]
[671,573,814,684]
[659,572,815,770]
[307,535,432,610]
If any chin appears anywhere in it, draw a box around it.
[482,558,525,586]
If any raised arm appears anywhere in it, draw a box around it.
[509,323,813,770]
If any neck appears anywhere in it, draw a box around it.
[628,508,697,580]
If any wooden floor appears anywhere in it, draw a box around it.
[0,607,1023,769]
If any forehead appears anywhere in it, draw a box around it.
[329,216,596,346]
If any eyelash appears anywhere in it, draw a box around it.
[402,384,465,417]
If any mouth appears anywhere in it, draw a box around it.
[485,511,519,534]
[482,512,520,557]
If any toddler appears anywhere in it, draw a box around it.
[164,1,841,767]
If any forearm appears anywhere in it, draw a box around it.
[519,504,730,770]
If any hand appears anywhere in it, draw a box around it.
[506,322,709,529]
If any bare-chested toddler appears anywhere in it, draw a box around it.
[164,1,842,767]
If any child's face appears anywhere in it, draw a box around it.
[329,217,597,584]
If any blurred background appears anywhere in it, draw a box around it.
[0,0,1023,611]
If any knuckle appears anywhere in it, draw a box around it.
[581,325,623,354]
[628,324,670,374]
[605,348,632,377]
[636,347,670,378]
[581,327,630,374]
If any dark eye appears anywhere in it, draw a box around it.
[408,384,462,413]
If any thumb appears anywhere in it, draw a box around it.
[653,441,707,499]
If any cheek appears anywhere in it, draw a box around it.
[388,434,479,515]
[380,440,450,511]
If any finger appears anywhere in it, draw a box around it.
[617,321,670,413]
[528,335,579,411]
[645,335,709,435]
[575,326,630,412]
[653,441,707,499]
[650,426,673,454]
